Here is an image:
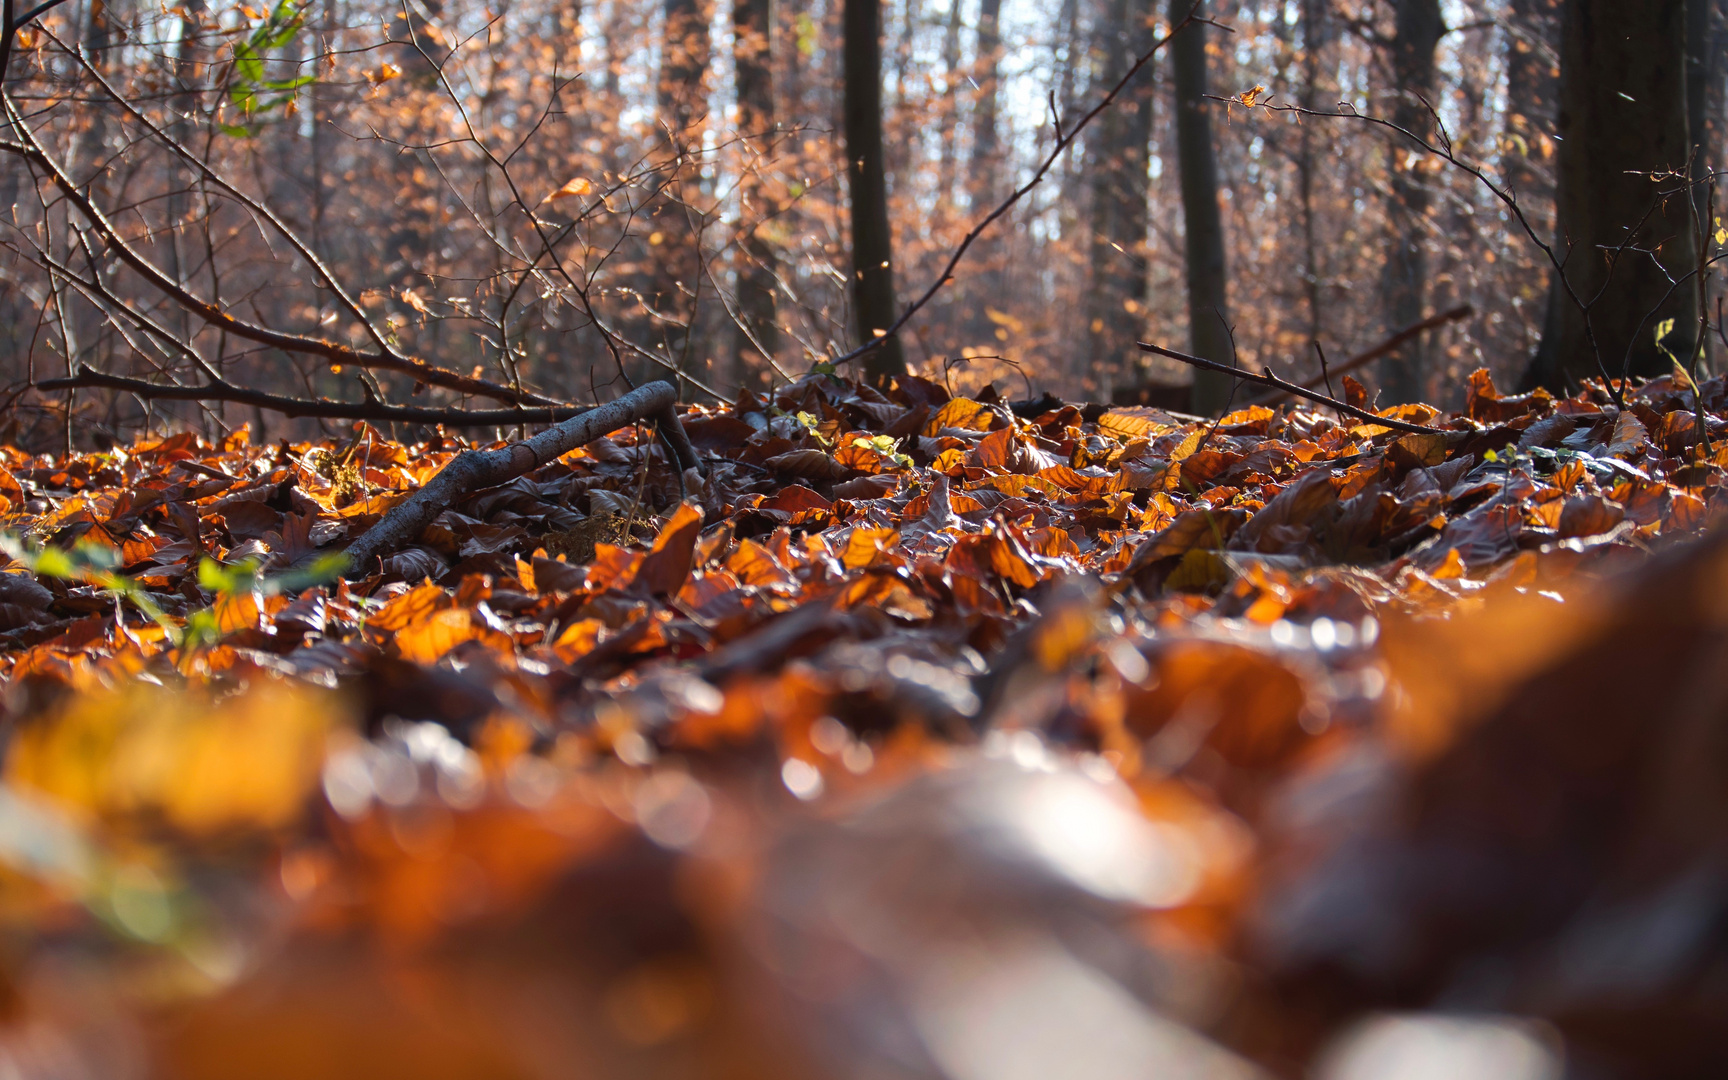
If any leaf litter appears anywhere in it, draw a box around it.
[0,367,1726,1077]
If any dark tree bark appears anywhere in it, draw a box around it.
[650,0,713,382]
[1377,0,1442,405]
[936,0,963,209]
[1296,0,1331,347]
[1504,0,1560,229]
[968,0,1005,207]
[1168,0,1231,414]
[1085,0,1156,396]
[1688,0,1719,370]
[731,0,780,387]
[1528,0,1698,390]
[963,0,1006,356]
[842,0,906,383]
[1054,0,1083,210]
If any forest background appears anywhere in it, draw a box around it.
[0,0,1664,441]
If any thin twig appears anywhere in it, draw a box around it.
[1137,340,1437,435]
[1249,304,1473,403]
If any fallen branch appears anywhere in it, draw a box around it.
[341,380,699,575]
[1136,341,1438,435]
[38,366,605,426]
[1248,304,1474,404]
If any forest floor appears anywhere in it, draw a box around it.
[0,366,1724,1078]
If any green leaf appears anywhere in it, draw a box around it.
[272,551,348,593]
[182,608,221,650]
[234,42,265,84]
[197,558,238,593]
[73,540,120,571]
[32,546,75,578]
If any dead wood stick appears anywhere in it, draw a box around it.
[1135,341,1438,435]
[1248,304,1474,403]
[342,381,699,575]
[38,365,610,426]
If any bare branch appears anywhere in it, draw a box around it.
[1137,339,1439,435]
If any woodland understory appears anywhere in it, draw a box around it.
[3,0,1728,1077]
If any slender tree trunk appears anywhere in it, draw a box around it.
[1085,0,1156,397]
[968,0,1004,208]
[1504,0,1560,225]
[963,0,1006,355]
[1168,0,1231,414]
[70,0,116,379]
[1503,0,1560,378]
[1712,0,1728,377]
[1296,0,1329,347]
[1377,0,1441,405]
[1529,0,1697,389]
[1689,0,1718,371]
[77,0,113,183]
[168,0,206,348]
[1054,0,1082,207]
[937,0,963,211]
[651,0,713,384]
[732,0,780,388]
[843,0,907,382]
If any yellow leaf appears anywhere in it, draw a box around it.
[924,397,996,435]
[399,287,430,315]
[1097,407,1176,441]
[7,682,345,835]
[545,176,593,202]
[1239,84,1268,108]
[972,473,1064,499]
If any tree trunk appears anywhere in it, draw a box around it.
[1054,0,1083,209]
[1688,0,1718,370]
[842,0,906,383]
[963,0,1006,356]
[1377,0,1441,405]
[1168,0,1231,415]
[651,0,713,384]
[1085,0,1156,398]
[731,0,779,388]
[1296,0,1331,347]
[937,0,963,212]
[1504,0,1560,229]
[968,0,1004,208]
[1529,0,1697,390]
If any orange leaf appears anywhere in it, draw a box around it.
[839,527,900,570]
[368,580,450,632]
[633,502,705,597]
[551,618,607,664]
[924,397,996,435]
